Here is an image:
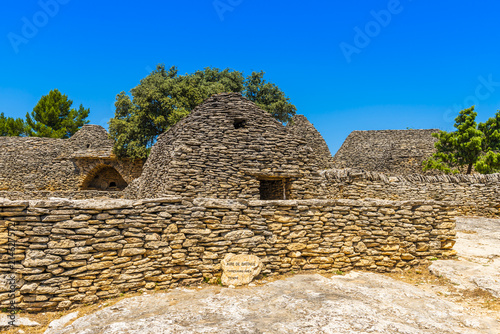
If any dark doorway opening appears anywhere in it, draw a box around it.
[259,178,290,200]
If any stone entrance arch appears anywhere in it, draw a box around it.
[81,165,128,191]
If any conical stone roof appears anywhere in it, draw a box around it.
[132,93,323,199]
[287,115,333,169]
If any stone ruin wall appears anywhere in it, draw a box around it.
[319,169,500,217]
[332,129,439,175]
[0,197,456,312]
[0,125,143,194]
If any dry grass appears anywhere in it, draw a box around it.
[383,264,450,286]
[460,288,500,313]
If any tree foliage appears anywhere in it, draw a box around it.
[0,112,26,136]
[25,89,90,138]
[423,107,500,174]
[109,65,297,158]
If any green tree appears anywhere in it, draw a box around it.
[109,65,296,158]
[0,112,26,136]
[476,110,500,173]
[26,89,90,138]
[245,71,296,123]
[423,106,500,174]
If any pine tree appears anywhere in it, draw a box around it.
[423,106,500,174]
[0,112,26,136]
[476,111,500,173]
[26,89,90,138]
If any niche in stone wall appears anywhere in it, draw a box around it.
[81,165,128,191]
[259,178,291,200]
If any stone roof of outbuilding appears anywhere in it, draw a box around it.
[287,114,333,169]
[67,125,115,159]
[0,125,121,191]
[131,92,324,199]
[332,129,439,175]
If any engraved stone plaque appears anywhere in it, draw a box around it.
[221,254,263,286]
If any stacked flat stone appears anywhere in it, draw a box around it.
[0,197,456,312]
[319,168,500,216]
[287,115,333,169]
[332,129,439,175]
[130,93,329,200]
[0,125,143,193]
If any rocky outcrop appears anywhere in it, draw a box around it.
[430,217,500,298]
[42,273,498,334]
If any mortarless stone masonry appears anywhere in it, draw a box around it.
[319,169,500,216]
[287,114,333,169]
[130,93,330,200]
[0,125,143,192]
[332,129,439,175]
[0,197,456,312]
[2,92,498,313]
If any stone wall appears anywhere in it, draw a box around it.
[0,125,143,192]
[287,115,333,169]
[332,129,439,175]
[0,197,456,312]
[0,191,124,200]
[319,169,500,216]
[130,93,327,200]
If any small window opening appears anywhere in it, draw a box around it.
[109,182,117,187]
[234,118,246,129]
[259,178,290,200]
[86,144,91,148]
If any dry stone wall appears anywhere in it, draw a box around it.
[0,197,456,312]
[0,190,123,200]
[0,125,143,192]
[332,129,439,175]
[130,93,327,200]
[287,115,333,169]
[320,169,500,216]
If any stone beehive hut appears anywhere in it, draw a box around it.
[131,93,329,200]
[0,125,143,192]
[287,114,333,169]
[332,129,439,175]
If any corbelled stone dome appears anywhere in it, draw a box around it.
[132,93,325,199]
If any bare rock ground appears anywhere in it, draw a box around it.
[430,217,500,298]
[43,272,498,334]
[5,217,499,334]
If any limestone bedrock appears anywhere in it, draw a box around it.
[221,253,263,286]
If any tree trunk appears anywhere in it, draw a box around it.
[467,163,473,174]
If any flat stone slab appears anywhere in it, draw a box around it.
[43,272,498,334]
[221,253,262,286]
[44,311,79,333]
[429,217,500,298]
[0,315,40,329]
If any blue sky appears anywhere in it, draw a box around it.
[1,0,499,154]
